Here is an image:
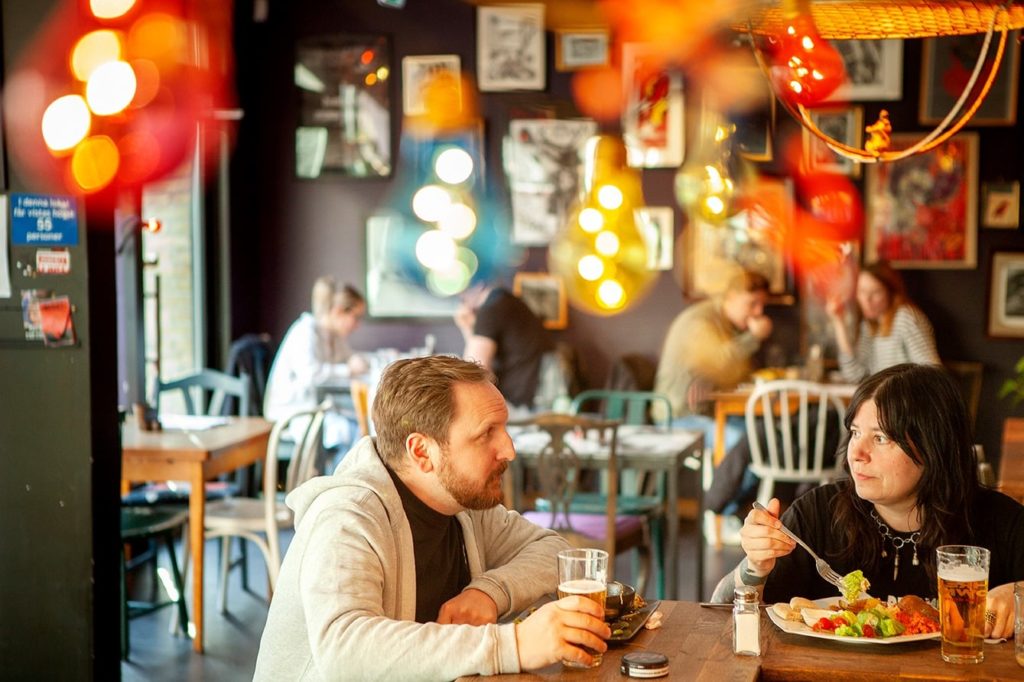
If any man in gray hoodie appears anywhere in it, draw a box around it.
[254,355,609,680]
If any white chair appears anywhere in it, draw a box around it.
[745,380,847,506]
[179,401,328,617]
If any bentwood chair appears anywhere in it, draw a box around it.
[745,380,847,506]
[511,413,653,594]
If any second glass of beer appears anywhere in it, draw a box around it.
[936,545,990,664]
[556,548,608,669]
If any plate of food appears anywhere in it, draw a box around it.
[768,593,941,645]
[506,588,659,642]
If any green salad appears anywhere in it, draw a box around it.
[840,569,870,603]
[815,607,905,639]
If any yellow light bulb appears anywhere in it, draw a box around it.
[71,30,123,82]
[578,207,603,233]
[42,95,91,152]
[597,279,625,309]
[412,184,451,222]
[435,147,473,184]
[90,0,136,19]
[597,185,623,210]
[437,202,477,239]
[85,60,137,115]
[595,231,620,256]
[577,255,604,281]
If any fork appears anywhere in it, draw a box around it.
[752,501,844,590]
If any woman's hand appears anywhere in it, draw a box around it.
[983,582,1016,639]
[515,596,610,671]
[740,498,796,577]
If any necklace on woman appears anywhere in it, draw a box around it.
[870,509,920,581]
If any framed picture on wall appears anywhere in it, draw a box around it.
[685,177,794,303]
[555,29,610,71]
[987,251,1024,338]
[920,31,1020,126]
[634,206,674,270]
[513,272,568,330]
[982,181,1021,229]
[477,4,545,92]
[504,118,598,246]
[803,106,863,178]
[365,214,461,318]
[824,39,903,102]
[864,132,978,269]
[622,43,685,168]
[402,54,461,116]
[295,34,392,179]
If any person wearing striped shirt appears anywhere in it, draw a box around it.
[826,261,940,383]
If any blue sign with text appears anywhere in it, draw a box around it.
[10,194,79,246]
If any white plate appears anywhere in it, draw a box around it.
[767,597,940,645]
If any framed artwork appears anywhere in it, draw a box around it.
[802,106,864,178]
[799,240,860,360]
[555,29,610,71]
[402,54,461,116]
[864,132,978,269]
[920,31,1020,126]
[622,43,685,168]
[634,206,674,270]
[503,118,597,246]
[477,4,545,92]
[824,39,903,102]
[513,272,568,330]
[365,214,461,318]
[982,181,1021,229]
[987,251,1024,338]
[730,72,775,162]
[295,34,392,179]
[685,177,794,302]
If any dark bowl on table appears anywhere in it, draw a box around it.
[604,581,636,621]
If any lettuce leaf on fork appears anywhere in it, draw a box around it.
[840,570,870,604]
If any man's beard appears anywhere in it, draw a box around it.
[437,448,507,510]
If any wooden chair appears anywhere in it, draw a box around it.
[510,413,653,594]
[997,417,1024,504]
[745,380,847,506]
[350,379,371,438]
[155,368,251,418]
[943,360,983,435]
[193,401,328,614]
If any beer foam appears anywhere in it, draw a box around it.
[559,579,606,594]
[938,565,988,582]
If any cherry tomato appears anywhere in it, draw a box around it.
[863,624,875,638]
[816,617,836,631]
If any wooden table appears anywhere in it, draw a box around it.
[461,601,1023,680]
[510,426,704,601]
[122,417,273,653]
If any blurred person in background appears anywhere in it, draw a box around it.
[264,276,368,471]
[455,282,554,410]
[826,261,940,383]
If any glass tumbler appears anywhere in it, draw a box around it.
[556,548,608,669]
[936,545,990,664]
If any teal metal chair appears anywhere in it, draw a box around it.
[567,389,674,598]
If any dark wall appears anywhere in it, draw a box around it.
[230,1,1024,467]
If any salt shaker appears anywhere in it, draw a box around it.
[733,586,761,656]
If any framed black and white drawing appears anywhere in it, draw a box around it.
[555,29,610,71]
[477,4,545,92]
[803,106,863,178]
[824,39,903,102]
[504,118,597,245]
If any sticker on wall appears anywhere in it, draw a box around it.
[36,249,71,275]
[37,295,76,347]
[9,194,79,246]
[20,289,52,341]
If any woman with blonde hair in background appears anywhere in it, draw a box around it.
[826,261,940,383]
[265,276,369,471]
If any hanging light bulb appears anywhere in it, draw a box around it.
[549,134,655,316]
[676,111,742,224]
[762,0,845,107]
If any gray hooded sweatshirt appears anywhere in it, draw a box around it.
[253,436,568,681]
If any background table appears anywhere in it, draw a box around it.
[122,417,272,652]
[510,426,704,600]
[461,600,1022,680]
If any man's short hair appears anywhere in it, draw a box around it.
[372,355,495,468]
[726,269,770,294]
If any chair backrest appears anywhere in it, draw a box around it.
[997,417,1024,504]
[607,354,657,392]
[571,389,672,429]
[509,412,621,559]
[745,380,847,504]
[943,360,983,434]
[224,333,275,416]
[156,368,250,417]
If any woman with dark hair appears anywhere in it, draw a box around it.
[712,364,1024,639]
[826,261,940,383]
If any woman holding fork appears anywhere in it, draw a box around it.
[712,363,1024,639]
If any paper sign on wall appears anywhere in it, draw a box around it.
[36,249,71,275]
[10,194,79,246]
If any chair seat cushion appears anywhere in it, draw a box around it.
[121,481,239,506]
[522,510,644,540]
[204,497,292,531]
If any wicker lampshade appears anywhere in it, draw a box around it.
[739,0,1024,39]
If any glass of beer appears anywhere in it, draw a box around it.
[937,545,990,664]
[556,548,608,669]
